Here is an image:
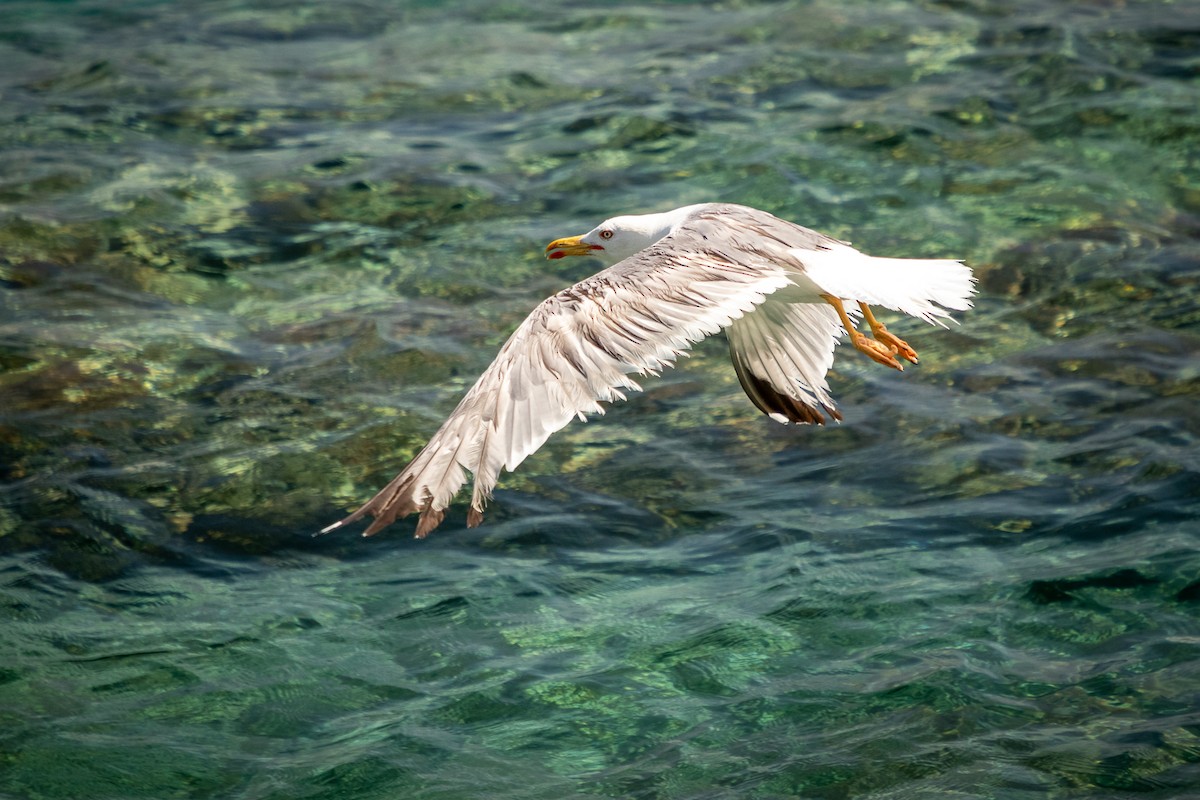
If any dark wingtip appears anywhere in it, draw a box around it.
[729,346,840,426]
[413,507,445,540]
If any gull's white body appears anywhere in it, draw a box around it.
[322,203,975,538]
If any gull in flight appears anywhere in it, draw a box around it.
[321,203,974,538]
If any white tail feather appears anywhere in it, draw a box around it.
[795,245,975,325]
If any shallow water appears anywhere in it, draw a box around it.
[2,0,1199,797]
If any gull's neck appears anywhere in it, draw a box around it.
[643,204,708,244]
[620,204,709,250]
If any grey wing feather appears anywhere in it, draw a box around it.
[320,239,793,538]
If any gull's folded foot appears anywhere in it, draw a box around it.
[872,325,918,365]
[858,302,918,365]
[850,331,904,371]
[822,293,905,371]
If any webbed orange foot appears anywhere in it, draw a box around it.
[821,293,907,372]
[858,302,918,365]
[872,325,918,365]
[850,331,904,371]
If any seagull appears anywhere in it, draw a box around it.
[320,203,974,538]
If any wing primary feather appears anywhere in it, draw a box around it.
[321,242,791,538]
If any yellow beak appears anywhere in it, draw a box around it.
[545,235,601,260]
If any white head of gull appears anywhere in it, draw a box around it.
[321,202,976,539]
[545,204,708,264]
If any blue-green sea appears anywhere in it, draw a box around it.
[2,1,1199,797]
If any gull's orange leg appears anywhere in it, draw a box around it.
[821,294,903,371]
[858,302,919,365]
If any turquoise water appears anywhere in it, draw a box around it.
[2,0,1199,797]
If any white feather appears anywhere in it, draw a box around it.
[792,244,975,325]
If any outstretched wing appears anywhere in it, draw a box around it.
[321,242,793,538]
[726,299,847,425]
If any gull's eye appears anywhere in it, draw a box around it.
[599,229,614,240]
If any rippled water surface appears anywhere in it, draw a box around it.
[2,0,1200,797]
